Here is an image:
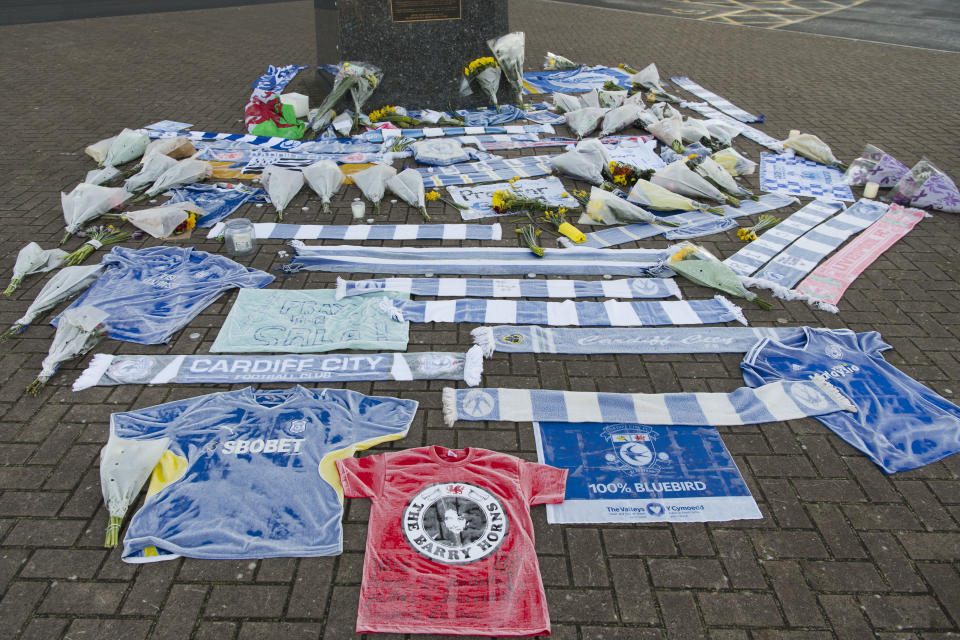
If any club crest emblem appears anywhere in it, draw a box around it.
[602,424,669,475]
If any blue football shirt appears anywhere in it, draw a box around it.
[741,327,960,474]
[111,386,416,562]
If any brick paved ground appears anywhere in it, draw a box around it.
[1,1,959,638]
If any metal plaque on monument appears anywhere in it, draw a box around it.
[315,0,509,110]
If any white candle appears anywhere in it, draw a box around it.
[351,201,365,219]
[863,182,879,199]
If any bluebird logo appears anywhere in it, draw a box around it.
[646,502,665,517]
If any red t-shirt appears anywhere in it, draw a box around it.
[336,445,568,636]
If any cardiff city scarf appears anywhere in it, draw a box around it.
[522,65,633,94]
[285,244,673,277]
[760,153,855,201]
[669,77,763,123]
[560,193,797,248]
[796,204,925,306]
[251,64,308,93]
[206,222,502,242]
[680,103,782,151]
[167,183,266,228]
[147,129,309,151]
[73,348,483,391]
[750,198,890,289]
[441,379,856,427]
[335,276,681,300]
[380,295,745,327]
[447,176,579,220]
[471,325,803,355]
[211,288,408,354]
[723,199,845,276]
[359,123,553,143]
[414,155,555,187]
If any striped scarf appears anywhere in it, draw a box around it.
[335,277,681,300]
[670,77,764,123]
[680,102,782,152]
[442,380,856,426]
[380,296,745,327]
[206,223,501,242]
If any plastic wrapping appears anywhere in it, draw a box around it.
[1,265,103,341]
[598,103,644,137]
[782,132,845,169]
[646,114,685,153]
[681,118,713,145]
[565,107,608,138]
[583,187,670,226]
[550,147,604,185]
[123,203,197,238]
[85,136,116,164]
[632,63,662,91]
[104,128,150,167]
[552,92,582,114]
[4,242,67,296]
[598,89,627,109]
[694,156,753,198]
[668,243,770,308]
[142,135,196,161]
[100,433,171,547]
[124,153,178,193]
[462,60,502,109]
[352,163,397,214]
[842,144,908,187]
[711,147,757,176]
[579,89,601,109]
[302,160,345,214]
[28,305,107,394]
[704,119,743,147]
[61,183,132,238]
[649,102,680,121]
[488,31,525,105]
[889,159,960,213]
[544,51,580,71]
[628,178,701,212]
[260,165,305,221]
[387,168,429,221]
[653,160,727,203]
[145,158,212,198]
[84,166,121,186]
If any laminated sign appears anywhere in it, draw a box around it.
[534,421,762,524]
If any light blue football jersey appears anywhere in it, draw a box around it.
[111,386,416,562]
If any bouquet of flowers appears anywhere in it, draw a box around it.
[352,163,397,215]
[585,187,681,226]
[550,141,610,185]
[368,105,421,128]
[628,179,724,215]
[646,114,685,153]
[889,159,960,213]
[0,264,103,342]
[100,434,171,547]
[604,160,654,188]
[122,202,200,238]
[133,158,212,203]
[85,135,116,165]
[711,148,756,176]
[63,225,131,265]
[61,183,132,245]
[652,160,729,205]
[540,208,585,243]
[649,102,681,121]
[668,242,771,309]
[492,182,552,215]
[260,165,305,221]
[842,144,909,187]
[704,120,743,148]
[782,131,847,170]
[387,168,430,221]
[26,305,107,395]
[516,223,543,257]
[307,61,383,135]
[124,153,178,193]
[687,156,757,203]
[738,214,781,241]
[302,160,345,214]
[103,128,150,167]
[462,57,502,109]
[543,52,580,70]
[84,166,121,186]
[682,118,726,152]
[553,92,583,114]
[565,107,609,138]
[488,32,525,106]
[598,103,645,137]
[598,88,627,108]
[141,135,196,162]
[4,243,67,295]
[425,189,468,212]
[630,63,682,102]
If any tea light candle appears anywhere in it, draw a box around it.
[863,181,880,199]
[351,201,365,219]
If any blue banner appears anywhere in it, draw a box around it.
[534,421,761,523]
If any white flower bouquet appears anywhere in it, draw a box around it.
[260,165,305,221]
[488,32,526,105]
[352,163,397,215]
[4,242,67,296]
[387,168,430,221]
[61,183,132,245]
[27,305,107,395]
[0,264,103,342]
[302,160,346,214]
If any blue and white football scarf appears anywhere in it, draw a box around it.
[724,200,846,276]
[441,379,856,427]
[414,155,555,187]
[251,64,307,93]
[669,77,763,123]
[146,129,308,151]
[167,183,266,228]
[335,276,680,300]
[522,65,633,94]
[748,199,889,289]
[359,123,554,143]
[471,325,803,355]
[680,103,783,152]
[560,193,797,248]
[74,348,484,391]
[284,244,673,277]
[759,153,855,201]
[380,295,745,327]
[206,222,502,241]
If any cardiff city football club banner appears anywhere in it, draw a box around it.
[533,421,761,524]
